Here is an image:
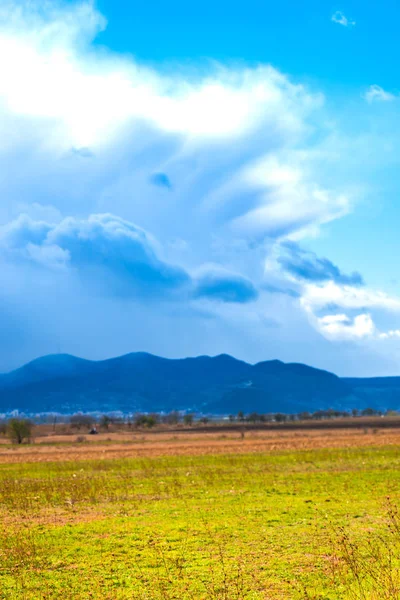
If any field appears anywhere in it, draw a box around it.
[1,426,400,599]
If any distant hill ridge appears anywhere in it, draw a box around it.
[1,352,400,415]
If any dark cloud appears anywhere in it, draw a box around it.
[0,213,189,298]
[262,283,301,298]
[0,214,259,304]
[149,172,172,190]
[193,266,258,304]
[278,242,364,286]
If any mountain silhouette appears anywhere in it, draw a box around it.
[0,352,398,415]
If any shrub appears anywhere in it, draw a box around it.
[329,500,400,598]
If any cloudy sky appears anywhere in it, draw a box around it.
[1,0,400,375]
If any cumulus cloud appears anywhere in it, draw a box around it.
[0,213,190,297]
[299,280,400,342]
[0,213,259,304]
[364,85,395,103]
[301,281,400,314]
[331,11,355,27]
[193,265,258,303]
[318,313,374,340]
[0,1,321,150]
[379,329,400,340]
[276,242,364,285]
[316,313,400,342]
[0,0,346,250]
[14,202,63,223]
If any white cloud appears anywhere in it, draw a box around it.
[379,329,400,340]
[331,11,355,27]
[0,0,347,251]
[364,85,395,103]
[201,152,350,243]
[14,202,63,223]
[301,281,400,314]
[317,314,400,342]
[317,313,375,340]
[0,3,318,148]
[299,281,400,342]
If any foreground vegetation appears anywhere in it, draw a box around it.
[1,442,400,599]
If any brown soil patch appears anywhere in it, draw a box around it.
[1,428,400,463]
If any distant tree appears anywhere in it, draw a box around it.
[164,411,180,425]
[228,414,235,422]
[312,410,328,420]
[361,407,379,417]
[100,415,113,430]
[149,413,160,425]
[111,416,125,429]
[133,413,145,427]
[134,413,157,428]
[0,420,7,435]
[183,413,194,426]
[7,418,34,444]
[199,417,209,425]
[145,415,157,428]
[237,411,245,422]
[326,409,337,419]
[70,414,93,430]
[351,408,359,417]
[274,413,287,423]
[247,412,260,423]
[298,412,311,421]
[264,413,274,423]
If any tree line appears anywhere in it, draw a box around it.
[0,407,393,444]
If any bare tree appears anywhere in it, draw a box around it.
[70,414,93,430]
[100,415,113,430]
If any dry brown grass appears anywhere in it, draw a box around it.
[1,426,400,463]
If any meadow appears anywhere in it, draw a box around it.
[1,428,400,599]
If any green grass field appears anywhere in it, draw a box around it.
[1,445,400,599]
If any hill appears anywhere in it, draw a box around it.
[0,352,399,415]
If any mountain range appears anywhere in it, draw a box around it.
[1,352,400,415]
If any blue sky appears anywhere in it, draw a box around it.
[95,0,397,89]
[1,0,400,375]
